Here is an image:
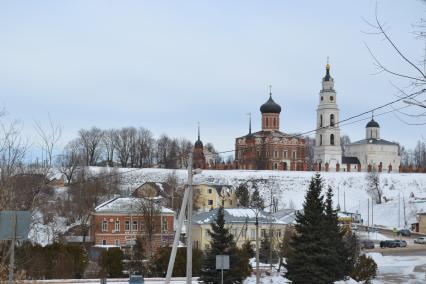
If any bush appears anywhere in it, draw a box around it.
[99,248,124,278]
[350,254,377,283]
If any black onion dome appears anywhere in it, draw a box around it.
[366,119,380,128]
[195,139,203,148]
[324,64,331,81]
[260,95,281,114]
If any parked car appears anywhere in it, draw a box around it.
[380,240,398,248]
[397,229,411,237]
[414,237,426,244]
[129,275,144,284]
[360,239,375,249]
[394,240,407,247]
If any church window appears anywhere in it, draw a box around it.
[320,135,323,146]
[320,115,323,127]
[273,117,276,126]
[330,134,335,145]
[266,118,269,127]
[321,96,323,101]
[330,96,334,101]
[330,114,335,126]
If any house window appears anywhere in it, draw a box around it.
[230,200,232,205]
[274,163,278,170]
[208,200,213,206]
[162,220,168,232]
[274,151,278,158]
[261,229,267,238]
[276,229,282,238]
[330,134,335,145]
[330,114,335,126]
[140,221,145,231]
[292,151,297,159]
[205,229,210,237]
[115,240,120,246]
[250,229,256,240]
[102,220,108,232]
[283,151,287,158]
[132,220,138,231]
[125,220,130,231]
[102,240,107,245]
[208,188,212,194]
[257,151,260,157]
[115,220,120,232]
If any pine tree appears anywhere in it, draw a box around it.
[259,234,278,264]
[241,240,255,258]
[235,184,250,207]
[199,206,251,283]
[323,186,347,281]
[285,174,333,284]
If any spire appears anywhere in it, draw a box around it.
[324,57,331,81]
[246,112,252,134]
[269,84,272,97]
[197,121,200,141]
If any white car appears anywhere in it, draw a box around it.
[414,237,426,244]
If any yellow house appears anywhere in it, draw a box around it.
[417,213,426,234]
[193,184,237,212]
[191,208,288,251]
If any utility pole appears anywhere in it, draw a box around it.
[398,192,401,228]
[165,156,192,284]
[8,213,16,284]
[403,195,407,228]
[367,199,370,234]
[371,197,374,228]
[186,155,193,284]
[255,213,260,284]
[343,189,346,212]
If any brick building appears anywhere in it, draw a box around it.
[235,90,306,170]
[91,197,175,254]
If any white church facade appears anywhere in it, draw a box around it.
[313,63,401,173]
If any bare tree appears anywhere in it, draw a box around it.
[136,128,155,168]
[113,127,136,167]
[78,127,103,166]
[102,129,116,166]
[136,196,161,259]
[365,167,382,204]
[57,139,83,185]
[34,115,62,171]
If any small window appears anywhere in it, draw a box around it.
[102,240,107,245]
[330,96,334,101]
[293,151,297,159]
[283,151,287,158]
[132,220,138,231]
[208,188,212,194]
[162,220,168,232]
[250,229,256,240]
[115,220,120,231]
[125,220,130,231]
[330,134,335,145]
[140,221,145,231]
[257,151,260,157]
[261,229,267,238]
[273,117,276,126]
[320,135,323,146]
[102,220,108,232]
[266,117,269,127]
[321,96,323,101]
[274,163,278,170]
[208,200,213,206]
[274,151,278,158]
[330,114,335,127]
[320,115,323,127]
[115,240,120,246]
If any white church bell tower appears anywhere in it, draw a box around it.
[314,61,342,171]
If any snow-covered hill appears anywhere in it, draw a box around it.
[94,167,426,230]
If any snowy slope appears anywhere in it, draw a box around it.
[93,167,426,230]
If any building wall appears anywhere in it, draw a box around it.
[344,143,400,172]
[192,223,287,251]
[193,184,237,212]
[418,215,426,234]
[91,213,175,253]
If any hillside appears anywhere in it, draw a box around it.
[105,167,426,230]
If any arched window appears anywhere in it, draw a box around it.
[330,134,335,145]
[266,118,269,127]
[320,134,323,146]
[273,117,276,126]
[320,115,323,127]
[330,114,335,126]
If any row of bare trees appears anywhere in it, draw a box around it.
[59,127,220,172]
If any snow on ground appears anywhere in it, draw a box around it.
[369,252,426,283]
[98,167,426,229]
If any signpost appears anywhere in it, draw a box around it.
[0,211,31,284]
[216,255,230,284]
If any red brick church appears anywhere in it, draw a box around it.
[235,90,306,171]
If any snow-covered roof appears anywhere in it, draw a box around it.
[192,208,287,225]
[94,197,175,215]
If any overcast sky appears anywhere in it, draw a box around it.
[1,1,425,160]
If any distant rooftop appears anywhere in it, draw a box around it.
[94,197,175,215]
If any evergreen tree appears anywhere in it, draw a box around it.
[199,206,251,283]
[99,248,123,278]
[259,234,278,264]
[235,184,250,207]
[278,227,295,272]
[323,186,347,281]
[241,240,255,258]
[250,185,264,209]
[127,237,145,275]
[350,254,377,283]
[285,174,333,284]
